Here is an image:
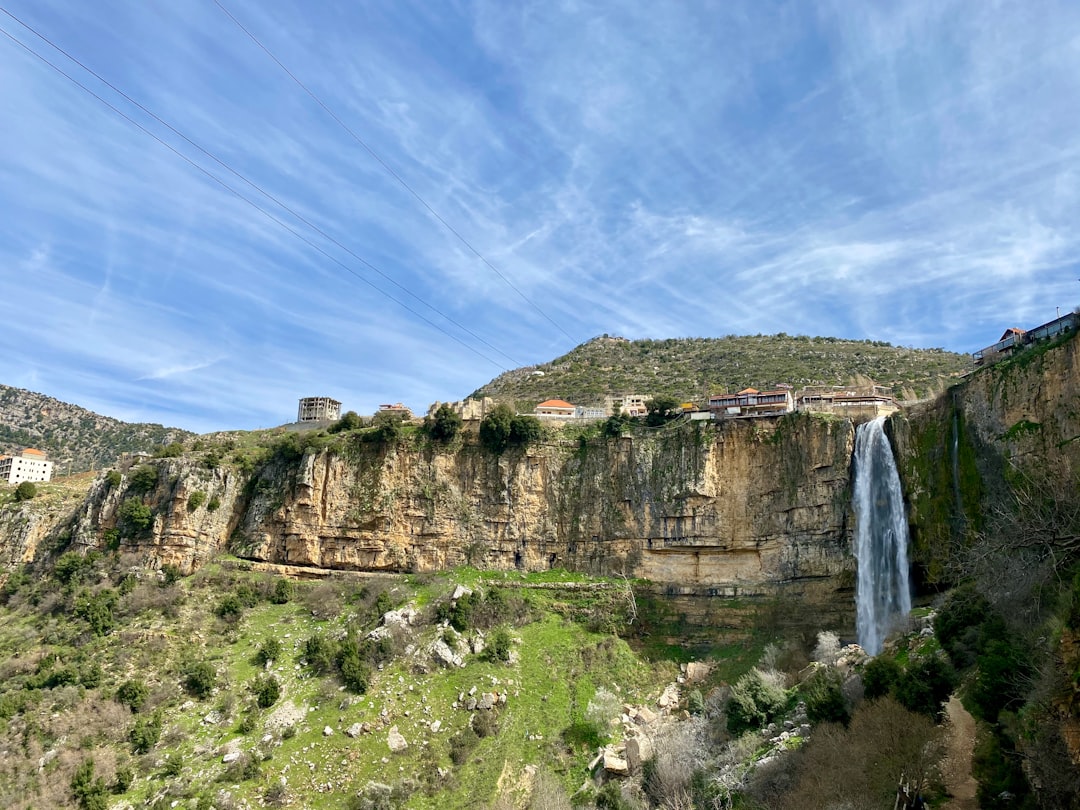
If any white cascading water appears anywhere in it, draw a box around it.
[852,416,912,655]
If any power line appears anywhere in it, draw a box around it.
[0,5,522,370]
[212,0,578,343]
[0,18,511,373]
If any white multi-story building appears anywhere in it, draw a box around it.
[0,448,54,484]
[297,396,342,423]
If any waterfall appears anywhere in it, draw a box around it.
[852,417,912,655]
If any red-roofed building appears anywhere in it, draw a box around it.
[534,399,576,419]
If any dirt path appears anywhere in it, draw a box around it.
[942,695,978,809]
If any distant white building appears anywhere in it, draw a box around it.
[603,394,648,417]
[297,396,342,423]
[0,448,54,484]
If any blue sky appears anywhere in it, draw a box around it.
[2,1,1078,433]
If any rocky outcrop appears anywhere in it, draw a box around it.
[3,414,860,623]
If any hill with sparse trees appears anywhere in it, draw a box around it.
[0,385,193,473]
[471,334,971,411]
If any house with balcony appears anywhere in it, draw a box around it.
[708,388,794,418]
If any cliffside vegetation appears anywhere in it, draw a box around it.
[472,334,969,410]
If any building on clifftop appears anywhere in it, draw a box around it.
[297,396,342,423]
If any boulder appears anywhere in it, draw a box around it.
[603,748,630,776]
[346,723,363,738]
[388,726,408,753]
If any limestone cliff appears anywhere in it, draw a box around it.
[14,416,857,619]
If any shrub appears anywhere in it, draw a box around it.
[339,650,372,694]
[561,720,606,750]
[183,660,216,698]
[128,465,159,493]
[105,470,122,489]
[71,759,109,810]
[251,675,281,709]
[215,593,244,621]
[328,411,363,433]
[726,668,788,734]
[479,404,515,454]
[206,494,221,512]
[162,752,184,777]
[54,551,88,585]
[302,634,337,675]
[893,654,956,718]
[130,712,162,753]
[14,481,37,501]
[508,414,542,446]
[187,490,207,511]
[112,766,134,794]
[117,497,153,537]
[425,404,462,442]
[116,679,149,713]
[485,626,513,663]
[74,589,118,636]
[861,655,902,700]
[153,442,184,458]
[449,727,479,765]
[801,668,851,725]
[255,638,282,666]
[270,578,292,604]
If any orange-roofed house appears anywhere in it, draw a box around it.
[534,399,576,419]
[0,448,54,484]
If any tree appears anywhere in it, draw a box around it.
[71,759,109,810]
[251,675,281,708]
[116,679,148,712]
[645,395,680,426]
[425,403,463,442]
[182,660,216,698]
[329,411,363,433]
[479,404,515,454]
[509,414,543,446]
[117,497,153,538]
[13,481,37,501]
[128,464,159,493]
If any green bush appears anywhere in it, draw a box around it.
[302,634,337,675]
[251,675,281,708]
[485,626,513,663]
[339,649,372,694]
[182,660,216,698]
[117,497,153,537]
[255,638,282,666]
[153,442,184,458]
[128,465,159,493]
[187,490,207,511]
[206,494,222,512]
[449,727,479,765]
[129,712,162,753]
[893,654,956,718]
[13,481,37,501]
[54,551,88,585]
[561,719,606,750]
[74,589,118,636]
[862,655,902,700]
[215,593,244,621]
[328,411,363,433]
[71,759,109,810]
[105,470,122,489]
[270,578,292,604]
[116,679,149,712]
[162,752,184,777]
[726,668,788,734]
[425,403,462,442]
[802,668,850,725]
[112,766,134,794]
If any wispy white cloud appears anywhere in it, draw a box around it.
[2,0,1079,430]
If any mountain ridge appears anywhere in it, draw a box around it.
[0,384,194,473]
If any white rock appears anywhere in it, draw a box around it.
[222,752,241,763]
[323,726,334,736]
[388,726,408,753]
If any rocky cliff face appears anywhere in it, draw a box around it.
[17,416,858,624]
[892,332,1080,584]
